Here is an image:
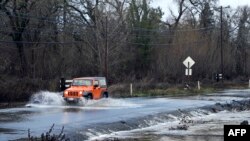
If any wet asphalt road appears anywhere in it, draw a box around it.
[0,89,249,141]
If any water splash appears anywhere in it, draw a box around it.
[25,91,140,109]
[26,91,65,106]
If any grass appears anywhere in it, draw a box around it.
[109,81,250,98]
[27,124,69,141]
[131,87,217,97]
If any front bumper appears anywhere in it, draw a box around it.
[64,97,80,103]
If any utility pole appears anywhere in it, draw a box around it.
[220,6,224,83]
[218,6,230,82]
[31,48,35,79]
[244,41,247,76]
[105,16,108,80]
[61,0,66,78]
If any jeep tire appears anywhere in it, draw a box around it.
[103,92,109,98]
[86,94,93,100]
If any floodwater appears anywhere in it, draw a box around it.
[0,89,250,141]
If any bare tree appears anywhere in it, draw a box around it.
[0,0,36,77]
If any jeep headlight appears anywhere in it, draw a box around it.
[79,91,83,95]
[63,91,68,97]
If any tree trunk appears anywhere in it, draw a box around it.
[17,42,28,77]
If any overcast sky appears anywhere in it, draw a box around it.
[151,0,250,20]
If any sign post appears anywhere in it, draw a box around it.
[183,56,195,86]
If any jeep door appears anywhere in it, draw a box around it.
[92,80,102,99]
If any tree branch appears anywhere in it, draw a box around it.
[67,4,91,26]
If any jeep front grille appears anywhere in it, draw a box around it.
[68,91,78,96]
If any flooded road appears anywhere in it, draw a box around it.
[0,89,250,141]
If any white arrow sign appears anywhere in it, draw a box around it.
[183,56,195,68]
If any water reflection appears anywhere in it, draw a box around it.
[63,107,82,113]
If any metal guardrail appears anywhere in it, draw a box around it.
[60,78,72,91]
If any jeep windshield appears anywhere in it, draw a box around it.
[71,79,92,86]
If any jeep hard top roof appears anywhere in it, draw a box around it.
[73,77,106,80]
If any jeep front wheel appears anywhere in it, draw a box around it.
[86,94,93,100]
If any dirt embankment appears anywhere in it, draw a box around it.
[0,102,26,109]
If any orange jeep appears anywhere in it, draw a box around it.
[63,77,108,103]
